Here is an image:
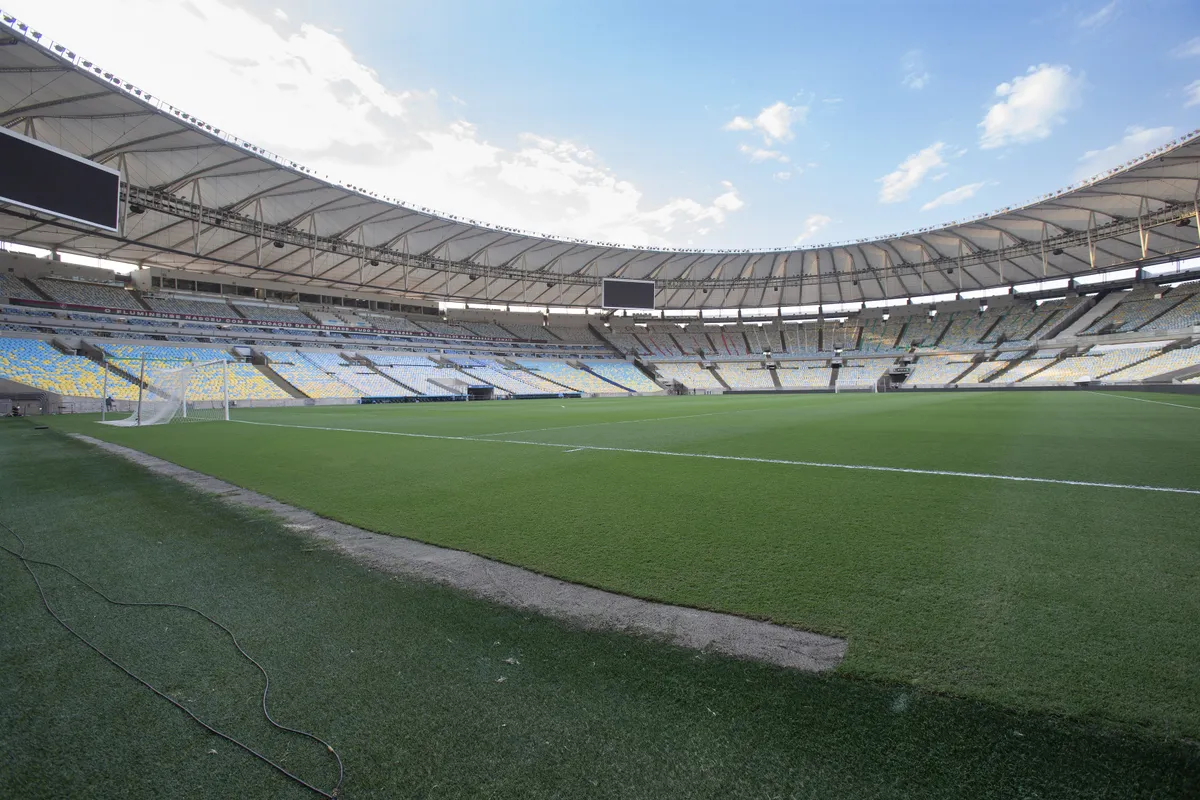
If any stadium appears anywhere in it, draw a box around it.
[1,7,1198,799]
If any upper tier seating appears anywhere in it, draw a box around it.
[502,323,556,341]
[232,303,316,325]
[1139,289,1200,332]
[654,362,723,389]
[937,310,1000,349]
[744,326,777,354]
[462,322,514,339]
[905,355,973,385]
[780,326,821,354]
[604,331,650,355]
[0,337,140,399]
[544,327,595,344]
[416,319,475,337]
[674,332,714,355]
[710,329,750,356]
[0,274,42,301]
[143,296,233,317]
[775,363,831,388]
[821,324,859,352]
[717,362,774,389]
[35,278,143,310]
[855,318,905,353]
[639,331,684,357]
[897,315,951,349]
[365,315,427,333]
[366,353,439,367]
[583,361,660,392]
[1102,342,1200,382]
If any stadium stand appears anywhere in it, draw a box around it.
[0,337,140,399]
[674,331,714,355]
[99,343,233,362]
[264,350,359,398]
[582,361,660,392]
[639,330,685,357]
[1139,288,1200,332]
[1083,286,1184,334]
[183,362,291,401]
[34,278,143,310]
[780,325,821,354]
[956,361,1006,384]
[1026,344,1164,383]
[710,328,750,356]
[514,359,606,393]
[653,362,723,389]
[0,273,42,301]
[1102,342,1200,382]
[142,296,234,317]
[836,360,890,386]
[502,323,556,341]
[775,363,832,388]
[989,353,1058,384]
[462,322,514,339]
[937,310,999,349]
[855,318,905,353]
[743,326,777,354]
[232,303,316,325]
[717,362,775,389]
[604,331,650,355]
[905,355,973,385]
[417,319,475,337]
[365,314,428,333]
[897,315,951,349]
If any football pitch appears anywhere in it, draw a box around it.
[4,390,1199,797]
[45,389,1200,732]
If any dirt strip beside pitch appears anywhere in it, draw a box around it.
[71,433,847,672]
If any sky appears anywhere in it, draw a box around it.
[7,0,1200,251]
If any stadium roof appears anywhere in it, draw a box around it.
[1,14,1199,311]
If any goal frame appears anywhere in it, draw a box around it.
[100,355,230,426]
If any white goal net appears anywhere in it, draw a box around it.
[101,359,230,426]
[834,381,881,394]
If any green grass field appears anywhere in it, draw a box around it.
[3,414,1199,799]
[37,389,1200,744]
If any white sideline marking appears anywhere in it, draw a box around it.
[563,448,585,454]
[477,407,760,437]
[233,419,1200,496]
[1087,390,1200,412]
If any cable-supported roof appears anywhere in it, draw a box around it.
[1,12,1199,310]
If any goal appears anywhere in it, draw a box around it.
[101,358,230,426]
[834,380,881,394]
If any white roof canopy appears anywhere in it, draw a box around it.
[2,15,1199,309]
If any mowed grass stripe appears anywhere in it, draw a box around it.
[235,418,1200,496]
[47,392,1200,737]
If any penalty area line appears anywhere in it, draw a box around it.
[232,419,1200,496]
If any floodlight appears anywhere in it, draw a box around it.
[369,259,379,266]
[272,240,285,248]
[928,307,938,318]
[979,301,989,312]
[129,204,145,215]
[1052,248,1064,256]
[881,311,890,321]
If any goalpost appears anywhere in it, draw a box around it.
[101,357,230,427]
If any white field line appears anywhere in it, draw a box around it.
[1087,390,1200,412]
[233,419,1200,497]
[475,407,763,437]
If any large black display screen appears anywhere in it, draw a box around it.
[0,127,121,232]
[602,278,655,310]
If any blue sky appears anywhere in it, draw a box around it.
[10,0,1200,249]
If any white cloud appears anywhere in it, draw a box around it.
[773,171,792,181]
[9,0,743,247]
[979,64,1083,149]
[1173,37,1200,58]
[901,50,930,90]
[877,142,947,204]
[1079,1,1118,29]
[1075,125,1174,180]
[724,101,806,144]
[738,144,789,163]
[921,182,987,212]
[793,214,832,244]
[1187,80,1200,107]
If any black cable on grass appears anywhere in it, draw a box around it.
[0,518,344,799]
